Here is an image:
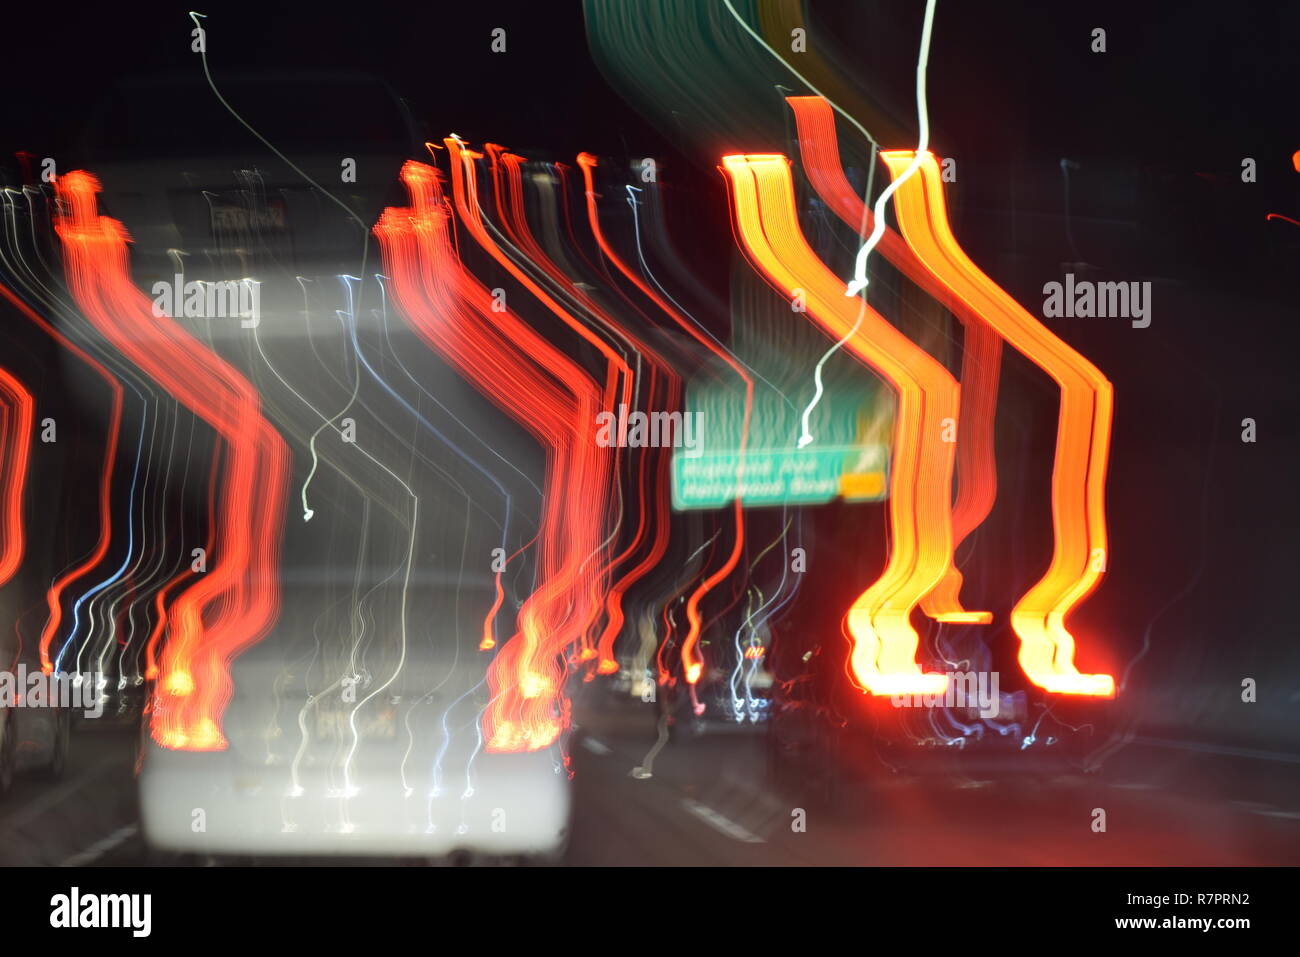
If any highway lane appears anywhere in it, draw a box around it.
[4,705,1297,867]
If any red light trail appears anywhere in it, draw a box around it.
[55,171,293,749]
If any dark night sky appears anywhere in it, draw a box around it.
[13,4,1295,142]
[9,0,1297,278]
[13,1,1298,172]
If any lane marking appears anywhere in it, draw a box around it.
[1255,809,1300,820]
[61,824,139,867]
[680,797,764,844]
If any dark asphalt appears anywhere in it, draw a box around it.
[3,707,1297,866]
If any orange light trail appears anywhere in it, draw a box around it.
[489,150,679,677]
[786,95,999,625]
[55,171,293,748]
[576,152,754,687]
[449,140,628,671]
[143,445,222,680]
[375,158,612,752]
[720,153,954,697]
[544,160,686,680]
[881,150,1114,697]
[0,366,34,587]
